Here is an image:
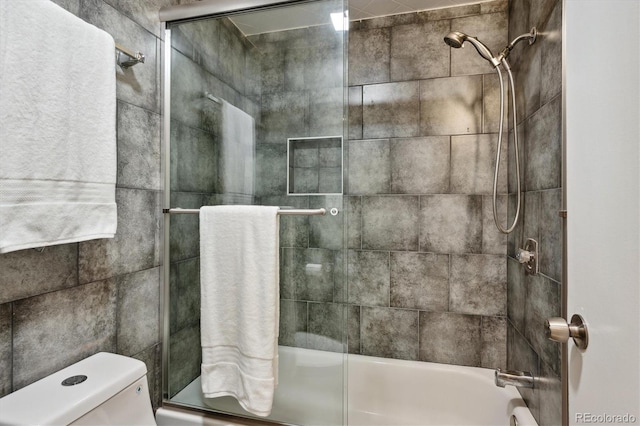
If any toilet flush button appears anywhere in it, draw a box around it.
[61,375,88,386]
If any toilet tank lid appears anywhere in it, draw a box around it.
[0,352,148,426]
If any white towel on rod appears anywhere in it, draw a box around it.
[0,0,117,253]
[199,205,280,417]
[219,101,255,196]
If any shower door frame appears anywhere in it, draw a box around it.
[160,1,350,423]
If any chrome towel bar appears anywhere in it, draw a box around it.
[162,208,327,216]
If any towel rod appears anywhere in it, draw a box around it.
[163,208,326,216]
[115,43,145,68]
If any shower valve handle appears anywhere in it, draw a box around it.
[515,248,533,263]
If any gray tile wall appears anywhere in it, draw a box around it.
[167,16,260,397]
[506,1,563,425]
[0,0,169,409]
[344,0,510,370]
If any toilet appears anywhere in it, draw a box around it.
[0,352,156,425]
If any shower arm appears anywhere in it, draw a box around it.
[498,27,537,61]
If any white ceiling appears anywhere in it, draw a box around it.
[230,0,493,36]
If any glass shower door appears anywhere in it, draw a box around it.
[163,1,347,424]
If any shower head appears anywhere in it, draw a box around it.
[444,31,500,68]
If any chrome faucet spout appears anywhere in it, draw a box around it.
[494,368,534,388]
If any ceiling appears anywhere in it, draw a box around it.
[230,0,494,36]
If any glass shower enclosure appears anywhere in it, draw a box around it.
[161,1,348,424]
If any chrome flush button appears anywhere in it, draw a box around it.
[61,375,88,386]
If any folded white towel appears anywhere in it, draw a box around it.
[200,205,280,417]
[219,101,255,196]
[0,0,117,253]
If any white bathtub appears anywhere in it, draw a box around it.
[157,346,537,426]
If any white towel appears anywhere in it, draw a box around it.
[0,0,117,253]
[200,205,280,417]
[219,101,255,196]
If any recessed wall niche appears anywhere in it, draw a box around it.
[287,136,343,195]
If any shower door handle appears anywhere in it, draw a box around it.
[545,314,589,350]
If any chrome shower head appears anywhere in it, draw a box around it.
[444,31,466,49]
[444,31,500,68]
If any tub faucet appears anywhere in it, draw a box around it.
[494,368,534,388]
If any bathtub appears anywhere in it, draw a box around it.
[157,346,537,426]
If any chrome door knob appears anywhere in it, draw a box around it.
[544,314,589,350]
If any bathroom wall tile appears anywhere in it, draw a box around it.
[529,0,557,29]
[363,82,420,139]
[308,302,347,352]
[450,12,509,76]
[538,359,562,426]
[117,267,160,356]
[390,20,450,81]
[540,2,562,106]
[482,195,508,255]
[280,248,337,302]
[361,307,419,360]
[419,312,481,367]
[483,73,509,133]
[450,254,506,316]
[508,125,526,195]
[51,0,81,15]
[261,91,309,144]
[132,343,162,411]
[507,193,524,257]
[347,250,390,307]
[259,49,285,94]
[260,195,309,248]
[481,316,507,369]
[419,194,483,254]
[362,196,419,251]
[0,303,11,397]
[102,0,171,38]
[346,196,362,249]
[13,280,117,390]
[304,43,343,91]
[420,76,483,136]
[349,86,364,140]
[168,324,200,397]
[507,323,540,421]
[507,257,526,331]
[279,300,307,347]
[525,96,561,191]
[348,28,390,85]
[481,0,509,14]
[348,139,390,194]
[0,243,77,305]
[168,192,201,262]
[540,189,562,282]
[117,101,161,191]
[390,252,449,311]
[171,19,220,83]
[169,51,213,132]
[318,139,342,168]
[348,305,361,354]
[255,143,287,197]
[218,20,247,95]
[292,168,319,193]
[390,136,450,194]
[80,0,159,112]
[451,133,507,194]
[508,0,531,70]
[309,195,344,250]
[525,274,561,375]
[418,4,478,22]
[291,140,318,168]
[171,120,217,193]
[318,168,342,194]
[523,191,541,244]
[519,45,542,121]
[309,87,343,137]
[79,189,160,283]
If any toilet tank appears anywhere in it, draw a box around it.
[0,352,156,426]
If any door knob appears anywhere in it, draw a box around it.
[545,314,588,350]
